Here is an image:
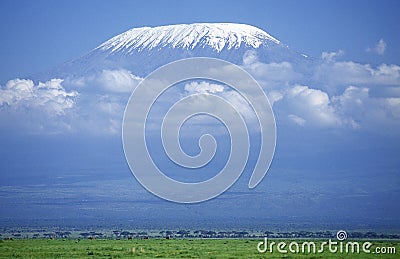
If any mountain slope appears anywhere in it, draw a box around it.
[97,23,280,53]
[46,23,308,79]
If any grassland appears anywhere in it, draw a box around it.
[0,238,398,258]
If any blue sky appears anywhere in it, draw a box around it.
[0,0,399,229]
[0,0,399,83]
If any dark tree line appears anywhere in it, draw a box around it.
[3,229,400,240]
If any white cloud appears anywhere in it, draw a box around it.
[0,74,136,134]
[239,50,400,131]
[313,61,400,91]
[183,80,257,127]
[288,114,306,126]
[91,95,125,135]
[366,39,386,55]
[332,86,368,129]
[0,78,78,133]
[2,49,400,135]
[0,78,77,116]
[97,69,142,93]
[184,81,224,94]
[220,90,257,123]
[384,97,400,117]
[242,50,301,87]
[321,50,344,62]
[24,69,142,135]
[376,39,387,55]
[64,69,142,93]
[276,85,340,127]
[267,90,283,106]
[333,86,400,130]
[242,50,258,65]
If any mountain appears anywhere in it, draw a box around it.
[46,23,308,79]
[3,23,399,232]
[99,23,280,52]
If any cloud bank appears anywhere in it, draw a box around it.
[0,79,78,133]
[0,50,399,135]
[0,78,77,115]
[243,50,400,131]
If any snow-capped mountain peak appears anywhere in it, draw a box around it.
[98,23,280,53]
[45,22,307,79]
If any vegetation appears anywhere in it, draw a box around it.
[2,228,399,239]
[0,238,398,258]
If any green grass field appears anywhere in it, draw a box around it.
[0,238,398,258]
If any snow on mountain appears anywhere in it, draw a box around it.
[97,23,280,53]
[43,23,308,80]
